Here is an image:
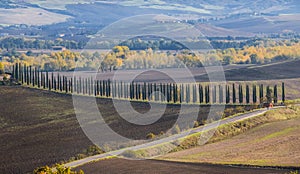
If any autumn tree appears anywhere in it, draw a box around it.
[0,62,4,74]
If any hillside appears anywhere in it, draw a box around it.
[196,60,300,81]
[0,0,298,35]
[162,106,300,167]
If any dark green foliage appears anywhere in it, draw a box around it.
[274,85,278,103]
[259,84,264,103]
[199,84,204,104]
[246,85,250,104]
[282,82,285,103]
[266,86,273,103]
[219,85,223,103]
[186,84,190,103]
[213,85,217,103]
[226,85,230,104]
[232,84,236,103]
[205,85,210,104]
[239,84,243,104]
[253,85,257,103]
[193,84,197,103]
[13,64,285,106]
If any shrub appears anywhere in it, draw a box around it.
[121,150,140,158]
[34,164,84,174]
[235,106,245,113]
[193,121,200,128]
[0,62,4,75]
[174,124,181,134]
[146,132,156,139]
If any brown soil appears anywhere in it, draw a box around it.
[75,158,290,174]
[163,113,300,167]
[0,86,251,173]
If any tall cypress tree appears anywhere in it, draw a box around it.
[226,85,230,104]
[192,84,197,103]
[259,84,264,103]
[232,84,236,103]
[253,85,257,103]
[266,86,272,103]
[213,85,217,103]
[46,71,49,89]
[282,82,285,103]
[199,84,203,104]
[205,85,210,104]
[186,84,190,103]
[246,85,250,104]
[239,84,243,104]
[219,85,223,104]
[274,85,278,103]
[180,84,184,103]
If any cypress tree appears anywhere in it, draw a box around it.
[219,85,223,104]
[43,73,46,89]
[192,84,196,103]
[274,85,278,103]
[19,63,22,83]
[232,84,236,103]
[78,77,81,94]
[282,82,285,103]
[173,84,177,103]
[253,85,257,103]
[46,71,49,89]
[246,85,250,104]
[15,63,18,81]
[205,85,210,104]
[186,84,190,103]
[54,78,57,91]
[266,86,272,103]
[180,84,184,103]
[22,64,26,84]
[259,84,264,103]
[88,78,91,96]
[37,69,40,88]
[226,85,230,104]
[154,83,157,101]
[213,85,217,103]
[32,67,35,86]
[100,80,103,96]
[60,75,63,92]
[29,66,32,85]
[199,84,204,104]
[48,78,51,91]
[239,84,243,104]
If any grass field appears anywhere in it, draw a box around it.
[161,106,300,167]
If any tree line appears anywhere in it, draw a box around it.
[11,63,285,105]
[2,39,300,72]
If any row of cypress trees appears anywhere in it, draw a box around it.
[11,63,285,104]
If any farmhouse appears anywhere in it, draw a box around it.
[52,46,66,51]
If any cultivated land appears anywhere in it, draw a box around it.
[0,8,70,26]
[73,107,300,174]
[0,86,251,173]
[1,60,300,173]
[75,158,290,174]
[162,106,300,167]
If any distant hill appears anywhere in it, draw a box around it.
[0,0,298,38]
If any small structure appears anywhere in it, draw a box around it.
[52,46,66,51]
